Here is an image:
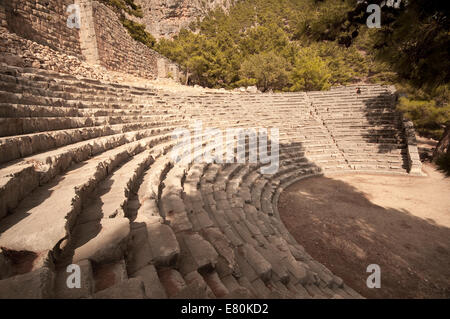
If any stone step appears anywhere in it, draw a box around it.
[59,149,163,267]
[0,55,409,299]
[0,121,181,165]
[0,115,184,137]
[92,278,146,299]
[177,233,219,275]
[157,268,187,298]
[0,135,172,255]
[135,156,173,223]
[0,129,173,220]
[146,222,180,267]
[74,148,157,225]
[130,264,167,299]
[0,266,54,299]
[0,103,184,119]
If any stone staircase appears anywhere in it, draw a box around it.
[309,85,410,173]
[0,62,417,299]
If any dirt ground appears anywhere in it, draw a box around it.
[278,163,450,299]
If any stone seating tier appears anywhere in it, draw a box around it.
[0,64,414,299]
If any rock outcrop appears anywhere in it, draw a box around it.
[135,0,234,39]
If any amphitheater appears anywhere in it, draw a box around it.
[0,1,427,299]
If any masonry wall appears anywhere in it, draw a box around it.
[76,0,99,64]
[0,3,6,28]
[402,119,424,176]
[1,0,82,58]
[91,1,179,80]
[0,0,181,80]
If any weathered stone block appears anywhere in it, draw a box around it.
[55,259,94,299]
[147,222,180,267]
[93,278,146,299]
[132,264,167,299]
[0,267,54,299]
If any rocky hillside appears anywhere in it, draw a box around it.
[136,0,234,39]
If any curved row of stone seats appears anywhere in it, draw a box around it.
[0,67,186,135]
[180,94,349,174]
[307,85,409,173]
[0,121,180,164]
[83,134,292,298]
[58,141,179,298]
[152,145,322,298]
[178,136,358,297]
[0,123,362,298]
[0,132,174,249]
[0,127,181,219]
[0,65,195,222]
[0,63,407,298]
[0,67,156,104]
[0,67,187,138]
[131,138,266,298]
[0,118,184,299]
[177,154,358,298]
[0,105,284,298]
[140,87,407,296]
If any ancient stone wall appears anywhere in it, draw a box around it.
[76,0,100,64]
[0,0,82,58]
[388,86,424,176]
[0,3,6,28]
[0,0,179,80]
[91,1,179,80]
[402,119,424,175]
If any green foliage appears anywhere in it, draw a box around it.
[100,0,144,18]
[309,42,368,85]
[299,0,354,42]
[156,31,234,88]
[153,0,375,91]
[397,96,450,140]
[239,51,290,92]
[152,0,449,140]
[239,25,290,56]
[435,152,450,177]
[370,0,450,91]
[121,19,156,48]
[290,48,331,91]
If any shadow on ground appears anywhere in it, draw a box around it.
[278,175,450,299]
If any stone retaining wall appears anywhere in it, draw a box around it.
[0,0,179,80]
[0,4,6,28]
[402,119,424,175]
[91,1,179,80]
[1,0,82,58]
[76,0,100,64]
[388,86,424,176]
